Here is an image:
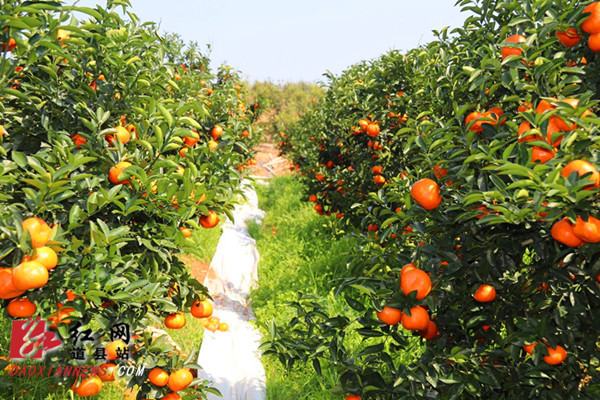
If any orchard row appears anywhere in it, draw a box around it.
[1,1,259,399]
[270,1,600,399]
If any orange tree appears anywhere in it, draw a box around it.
[0,0,258,399]
[267,0,600,398]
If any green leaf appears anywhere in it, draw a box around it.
[157,104,174,126]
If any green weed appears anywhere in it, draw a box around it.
[251,176,360,400]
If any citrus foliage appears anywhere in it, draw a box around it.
[0,0,258,398]
[268,0,600,398]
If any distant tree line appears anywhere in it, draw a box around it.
[247,81,325,140]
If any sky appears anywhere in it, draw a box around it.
[68,0,471,83]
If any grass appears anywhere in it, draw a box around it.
[179,223,223,265]
[250,175,360,400]
[169,221,223,358]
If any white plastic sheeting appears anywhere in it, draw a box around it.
[197,183,267,400]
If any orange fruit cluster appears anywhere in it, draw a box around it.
[375,264,437,340]
[2,218,59,310]
[551,160,600,247]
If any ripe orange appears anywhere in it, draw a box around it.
[433,165,447,179]
[105,126,131,146]
[345,395,361,400]
[376,306,402,325]
[518,102,533,112]
[165,313,186,329]
[108,161,132,185]
[367,224,378,232]
[315,173,325,182]
[98,363,116,382]
[374,175,385,185]
[47,306,75,330]
[194,192,207,204]
[544,345,567,365]
[531,146,554,164]
[217,322,229,331]
[12,261,48,291]
[411,178,442,210]
[65,289,79,303]
[199,210,219,229]
[180,227,192,238]
[211,125,224,140]
[523,341,539,355]
[501,34,526,60]
[31,246,58,270]
[371,165,383,175]
[22,217,52,248]
[589,32,600,52]
[556,27,581,47]
[400,269,432,300]
[551,218,584,247]
[582,2,600,34]
[167,368,193,392]
[2,38,16,52]
[0,268,25,299]
[536,98,557,114]
[72,375,103,397]
[483,107,506,125]
[465,111,484,132]
[105,340,127,361]
[418,320,438,340]
[365,123,380,137]
[162,393,182,400]
[56,29,70,41]
[183,130,200,146]
[561,160,600,189]
[517,121,542,143]
[191,299,213,318]
[358,119,369,131]
[559,98,588,117]
[400,263,416,276]
[205,321,218,332]
[72,134,87,148]
[474,284,496,302]
[7,298,36,318]
[308,194,317,202]
[401,306,430,330]
[148,368,169,387]
[572,215,600,243]
[208,140,219,151]
[544,119,563,147]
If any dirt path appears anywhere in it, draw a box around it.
[184,255,212,285]
[247,142,293,179]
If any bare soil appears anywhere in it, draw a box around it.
[248,142,294,179]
